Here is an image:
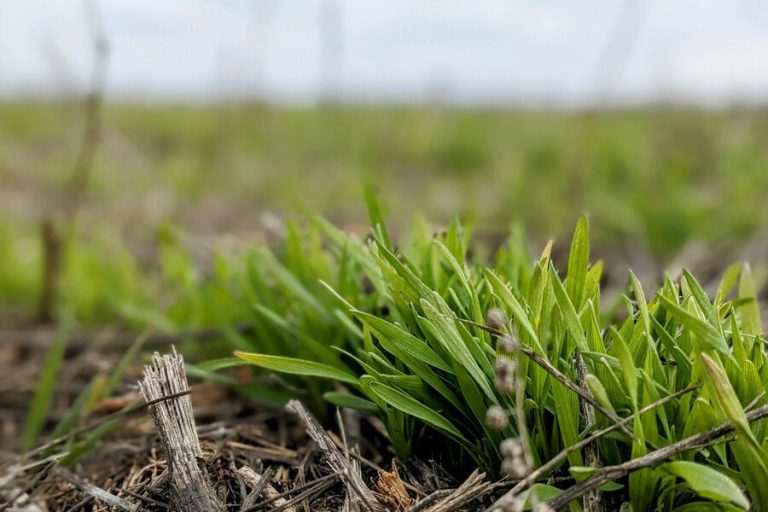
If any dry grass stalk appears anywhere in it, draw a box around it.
[56,467,140,512]
[406,469,491,512]
[286,399,382,512]
[375,461,412,511]
[238,465,293,512]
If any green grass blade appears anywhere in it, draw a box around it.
[323,392,379,412]
[737,264,762,336]
[565,216,589,308]
[683,269,719,328]
[700,353,759,450]
[584,373,616,416]
[23,318,73,451]
[104,329,149,397]
[420,299,496,400]
[367,381,468,443]
[484,268,544,354]
[660,461,749,509]
[610,327,638,409]
[364,184,393,250]
[550,267,589,353]
[354,311,452,372]
[234,352,359,386]
[48,375,101,441]
[657,295,734,362]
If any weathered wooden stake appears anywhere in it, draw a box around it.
[138,348,224,512]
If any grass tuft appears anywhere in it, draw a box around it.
[226,213,768,510]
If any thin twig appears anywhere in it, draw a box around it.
[404,489,453,512]
[336,407,376,512]
[119,488,170,509]
[547,404,768,510]
[243,473,339,511]
[456,317,633,436]
[491,384,699,510]
[295,444,315,512]
[238,465,291,512]
[420,470,491,512]
[56,467,141,512]
[511,347,535,470]
[336,408,350,463]
[287,400,381,511]
[241,466,276,510]
[68,496,94,512]
[270,477,337,512]
[69,0,109,196]
[0,461,56,509]
[332,442,423,495]
[745,391,766,412]
[37,220,62,323]
[574,350,603,512]
[37,0,110,322]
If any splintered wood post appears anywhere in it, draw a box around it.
[138,348,224,512]
[286,399,381,512]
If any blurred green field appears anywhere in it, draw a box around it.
[3,103,768,322]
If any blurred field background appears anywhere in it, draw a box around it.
[5,104,768,250]
[4,1,768,325]
[4,103,768,322]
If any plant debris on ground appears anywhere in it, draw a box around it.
[1,354,493,511]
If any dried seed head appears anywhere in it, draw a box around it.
[494,358,515,378]
[494,358,517,393]
[495,374,515,394]
[501,498,526,512]
[485,405,509,430]
[500,458,530,479]
[486,308,507,331]
[529,490,554,512]
[531,499,554,512]
[361,275,375,295]
[500,437,530,479]
[500,438,524,458]
[497,334,518,353]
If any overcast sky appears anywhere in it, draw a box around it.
[2,0,768,106]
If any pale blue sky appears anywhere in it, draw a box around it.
[2,0,768,105]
